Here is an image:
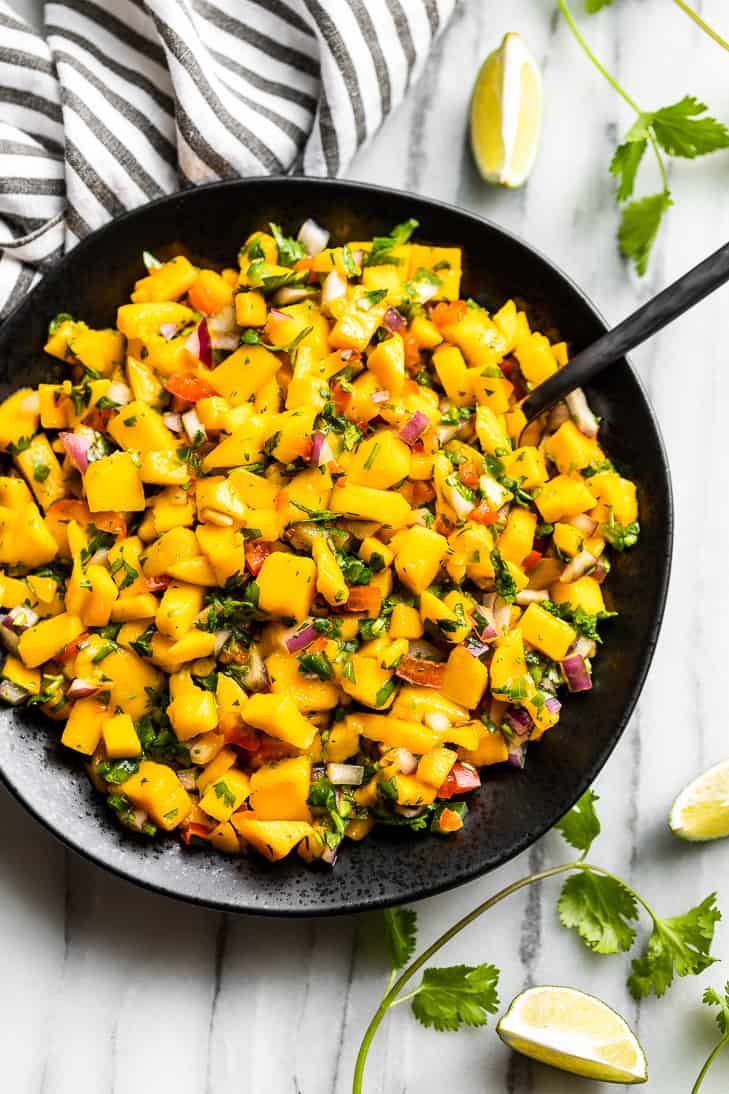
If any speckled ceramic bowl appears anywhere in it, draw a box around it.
[0,178,672,915]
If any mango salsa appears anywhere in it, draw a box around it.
[0,217,637,867]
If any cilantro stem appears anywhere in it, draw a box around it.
[672,0,729,55]
[558,0,669,193]
[691,1034,729,1094]
[352,861,578,1094]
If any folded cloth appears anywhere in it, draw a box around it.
[0,0,455,318]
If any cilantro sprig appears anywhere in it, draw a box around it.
[561,0,729,273]
[352,789,721,1093]
[692,982,729,1093]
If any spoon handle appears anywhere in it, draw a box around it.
[521,240,729,422]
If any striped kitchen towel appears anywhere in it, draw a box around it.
[0,0,456,319]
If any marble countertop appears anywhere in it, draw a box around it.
[5,0,729,1091]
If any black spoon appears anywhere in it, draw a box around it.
[520,240,729,425]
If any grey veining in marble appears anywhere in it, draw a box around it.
[4,0,729,1091]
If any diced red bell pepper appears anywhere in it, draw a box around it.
[523,550,543,572]
[459,460,480,488]
[499,356,526,401]
[55,632,91,664]
[343,585,382,615]
[436,806,465,833]
[180,822,211,846]
[438,763,482,799]
[223,726,260,751]
[245,540,272,577]
[395,656,446,689]
[165,373,217,402]
[469,501,500,525]
[332,382,352,415]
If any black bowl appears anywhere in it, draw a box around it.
[0,178,672,915]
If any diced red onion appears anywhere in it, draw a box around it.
[107,381,131,406]
[128,808,150,833]
[412,280,439,304]
[162,412,183,434]
[8,605,38,630]
[321,844,339,867]
[146,575,170,593]
[213,629,231,656]
[504,705,533,737]
[285,621,319,653]
[545,696,562,715]
[185,319,212,367]
[143,250,162,271]
[351,250,365,269]
[297,217,330,257]
[547,401,570,431]
[371,390,389,404]
[566,387,599,439]
[464,636,490,659]
[508,742,527,768]
[0,679,28,705]
[321,269,347,312]
[569,513,598,535]
[424,711,451,733]
[67,678,101,700]
[159,322,177,340]
[310,430,334,468]
[20,392,40,414]
[398,410,430,445]
[87,548,108,567]
[471,605,497,642]
[208,303,236,334]
[326,763,364,786]
[560,550,597,583]
[561,654,592,692]
[593,560,608,584]
[493,597,512,634]
[516,589,549,606]
[60,431,92,473]
[177,769,197,791]
[572,635,596,659]
[271,285,317,306]
[390,747,417,775]
[383,307,406,333]
[311,763,326,781]
[182,407,206,444]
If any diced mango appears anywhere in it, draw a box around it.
[442,645,489,709]
[257,551,316,622]
[520,602,576,661]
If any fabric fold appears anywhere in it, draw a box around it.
[0,0,455,319]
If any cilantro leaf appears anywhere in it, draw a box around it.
[490,548,516,604]
[366,218,419,267]
[269,222,307,266]
[628,893,721,999]
[601,513,640,551]
[703,981,729,1037]
[383,907,417,971]
[555,789,601,855]
[609,139,647,201]
[618,191,672,276]
[411,964,500,1032]
[585,0,614,10]
[649,96,729,159]
[558,870,638,954]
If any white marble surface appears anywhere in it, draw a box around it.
[5,1,729,1091]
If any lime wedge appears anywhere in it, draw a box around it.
[497,985,648,1084]
[669,759,729,841]
[470,32,543,188]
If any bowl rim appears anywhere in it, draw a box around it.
[0,176,673,916]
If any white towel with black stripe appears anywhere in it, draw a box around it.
[0,0,455,318]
